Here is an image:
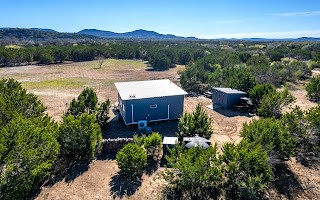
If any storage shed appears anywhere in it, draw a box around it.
[212,87,247,109]
[115,79,188,125]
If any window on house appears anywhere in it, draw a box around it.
[150,104,157,108]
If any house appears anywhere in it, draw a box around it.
[114,79,188,125]
[212,87,247,109]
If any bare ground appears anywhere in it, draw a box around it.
[1,60,319,200]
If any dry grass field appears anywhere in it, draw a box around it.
[0,59,319,200]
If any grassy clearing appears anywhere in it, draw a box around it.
[5,44,22,49]
[22,78,85,90]
[249,44,266,49]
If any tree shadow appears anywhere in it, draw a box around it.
[145,158,159,176]
[272,162,304,199]
[109,173,142,198]
[213,107,252,117]
[42,158,91,188]
[64,161,90,183]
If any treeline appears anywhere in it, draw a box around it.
[0,79,110,199]
[1,40,320,72]
[0,42,206,69]
[178,41,320,95]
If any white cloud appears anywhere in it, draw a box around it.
[200,30,320,39]
[275,11,320,17]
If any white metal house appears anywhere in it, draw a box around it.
[115,79,188,125]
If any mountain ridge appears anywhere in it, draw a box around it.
[0,27,320,41]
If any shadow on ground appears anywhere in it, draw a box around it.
[145,158,160,176]
[43,159,91,188]
[110,173,142,198]
[103,116,179,139]
[272,162,304,199]
[213,108,252,118]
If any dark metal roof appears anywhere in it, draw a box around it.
[213,87,247,94]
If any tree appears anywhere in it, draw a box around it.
[97,58,104,69]
[149,54,172,70]
[246,55,270,67]
[257,88,295,118]
[116,143,147,176]
[178,104,213,139]
[38,51,54,65]
[220,141,272,199]
[164,146,222,199]
[58,113,102,160]
[249,83,276,109]
[0,79,45,127]
[95,99,111,128]
[240,118,296,160]
[134,133,162,159]
[66,87,98,117]
[223,66,257,93]
[306,105,320,156]
[306,76,320,102]
[0,115,59,199]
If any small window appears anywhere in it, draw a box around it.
[150,104,157,109]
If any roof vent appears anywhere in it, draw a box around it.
[129,94,136,98]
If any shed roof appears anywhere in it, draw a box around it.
[213,87,246,94]
[115,79,188,100]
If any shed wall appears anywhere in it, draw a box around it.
[122,95,184,124]
[226,93,247,108]
[212,89,247,109]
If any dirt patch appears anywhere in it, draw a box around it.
[283,81,318,113]
[184,96,257,148]
[36,159,166,200]
[0,59,183,121]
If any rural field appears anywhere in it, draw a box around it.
[0,59,319,200]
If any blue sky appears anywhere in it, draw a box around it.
[1,0,320,38]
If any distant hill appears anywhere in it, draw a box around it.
[0,27,319,42]
[78,29,198,40]
[236,37,320,42]
[0,28,100,44]
[30,28,57,33]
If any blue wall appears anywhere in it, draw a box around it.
[119,95,184,124]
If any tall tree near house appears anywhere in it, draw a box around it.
[178,104,213,139]
[96,99,111,128]
[65,87,98,117]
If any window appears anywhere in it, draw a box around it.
[150,104,157,108]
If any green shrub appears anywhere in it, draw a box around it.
[257,88,295,118]
[306,76,320,102]
[249,83,276,109]
[220,141,272,199]
[164,146,222,199]
[0,79,45,127]
[66,87,98,117]
[133,133,162,159]
[96,99,111,128]
[307,105,320,154]
[240,118,296,159]
[0,115,59,199]
[178,104,212,139]
[58,113,102,160]
[116,143,147,176]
